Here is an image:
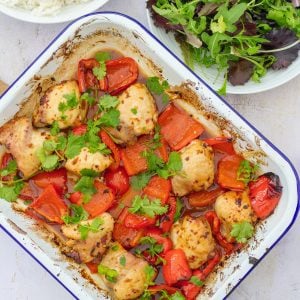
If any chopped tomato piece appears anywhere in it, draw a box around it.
[160,197,177,233]
[104,166,129,197]
[163,249,192,285]
[204,137,236,155]
[249,172,282,219]
[100,130,120,170]
[120,135,168,176]
[82,181,114,218]
[143,176,171,205]
[216,154,245,191]
[113,208,144,249]
[108,187,140,219]
[72,124,87,135]
[158,104,204,150]
[124,211,156,229]
[29,184,68,224]
[104,57,138,95]
[32,168,67,196]
[188,187,225,207]
[77,58,99,93]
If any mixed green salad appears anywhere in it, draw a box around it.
[147,0,300,94]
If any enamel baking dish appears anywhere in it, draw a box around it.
[0,13,299,300]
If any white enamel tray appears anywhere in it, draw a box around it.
[0,12,299,300]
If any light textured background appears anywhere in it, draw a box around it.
[0,1,299,299]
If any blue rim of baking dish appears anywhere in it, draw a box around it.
[0,12,299,300]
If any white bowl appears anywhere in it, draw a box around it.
[0,0,109,24]
[0,12,299,300]
[146,9,300,95]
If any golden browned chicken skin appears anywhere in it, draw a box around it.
[215,190,257,242]
[99,242,153,300]
[171,139,215,196]
[107,83,158,144]
[33,80,87,129]
[171,215,216,269]
[0,117,50,177]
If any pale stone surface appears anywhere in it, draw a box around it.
[0,0,299,299]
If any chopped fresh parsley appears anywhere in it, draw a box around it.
[98,109,120,128]
[95,51,111,62]
[0,160,17,177]
[131,172,153,191]
[93,63,106,80]
[80,169,99,177]
[74,176,97,203]
[119,255,126,267]
[111,244,119,251]
[98,94,119,111]
[128,195,168,218]
[159,290,186,300]
[79,217,104,240]
[98,264,118,283]
[64,133,85,159]
[237,160,259,184]
[140,236,163,257]
[230,221,254,243]
[190,275,204,287]
[0,180,24,202]
[58,91,78,119]
[37,140,59,171]
[50,121,60,136]
[81,92,95,105]
[174,198,184,222]
[146,76,169,104]
[62,204,89,225]
[144,265,156,287]
[56,135,67,151]
[131,107,138,115]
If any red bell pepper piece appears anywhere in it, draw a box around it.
[113,208,144,249]
[124,211,156,229]
[158,104,204,151]
[179,251,221,300]
[146,228,173,254]
[204,137,236,155]
[99,130,120,170]
[121,135,168,176]
[29,184,68,224]
[32,168,67,196]
[83,181,115,218]
[72,124,87,135]
[77,58,100,93]
[104,57,139,95]
[204,211,234,254]
[188,187,225,208]
[108,187,140,219]
[160,197,177,233]
[143,176,171,205]
[216,154,245,191]
[104,166,129,197]
[69,191,82,205]
[249,172,282,219]
[163,249,192,285]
